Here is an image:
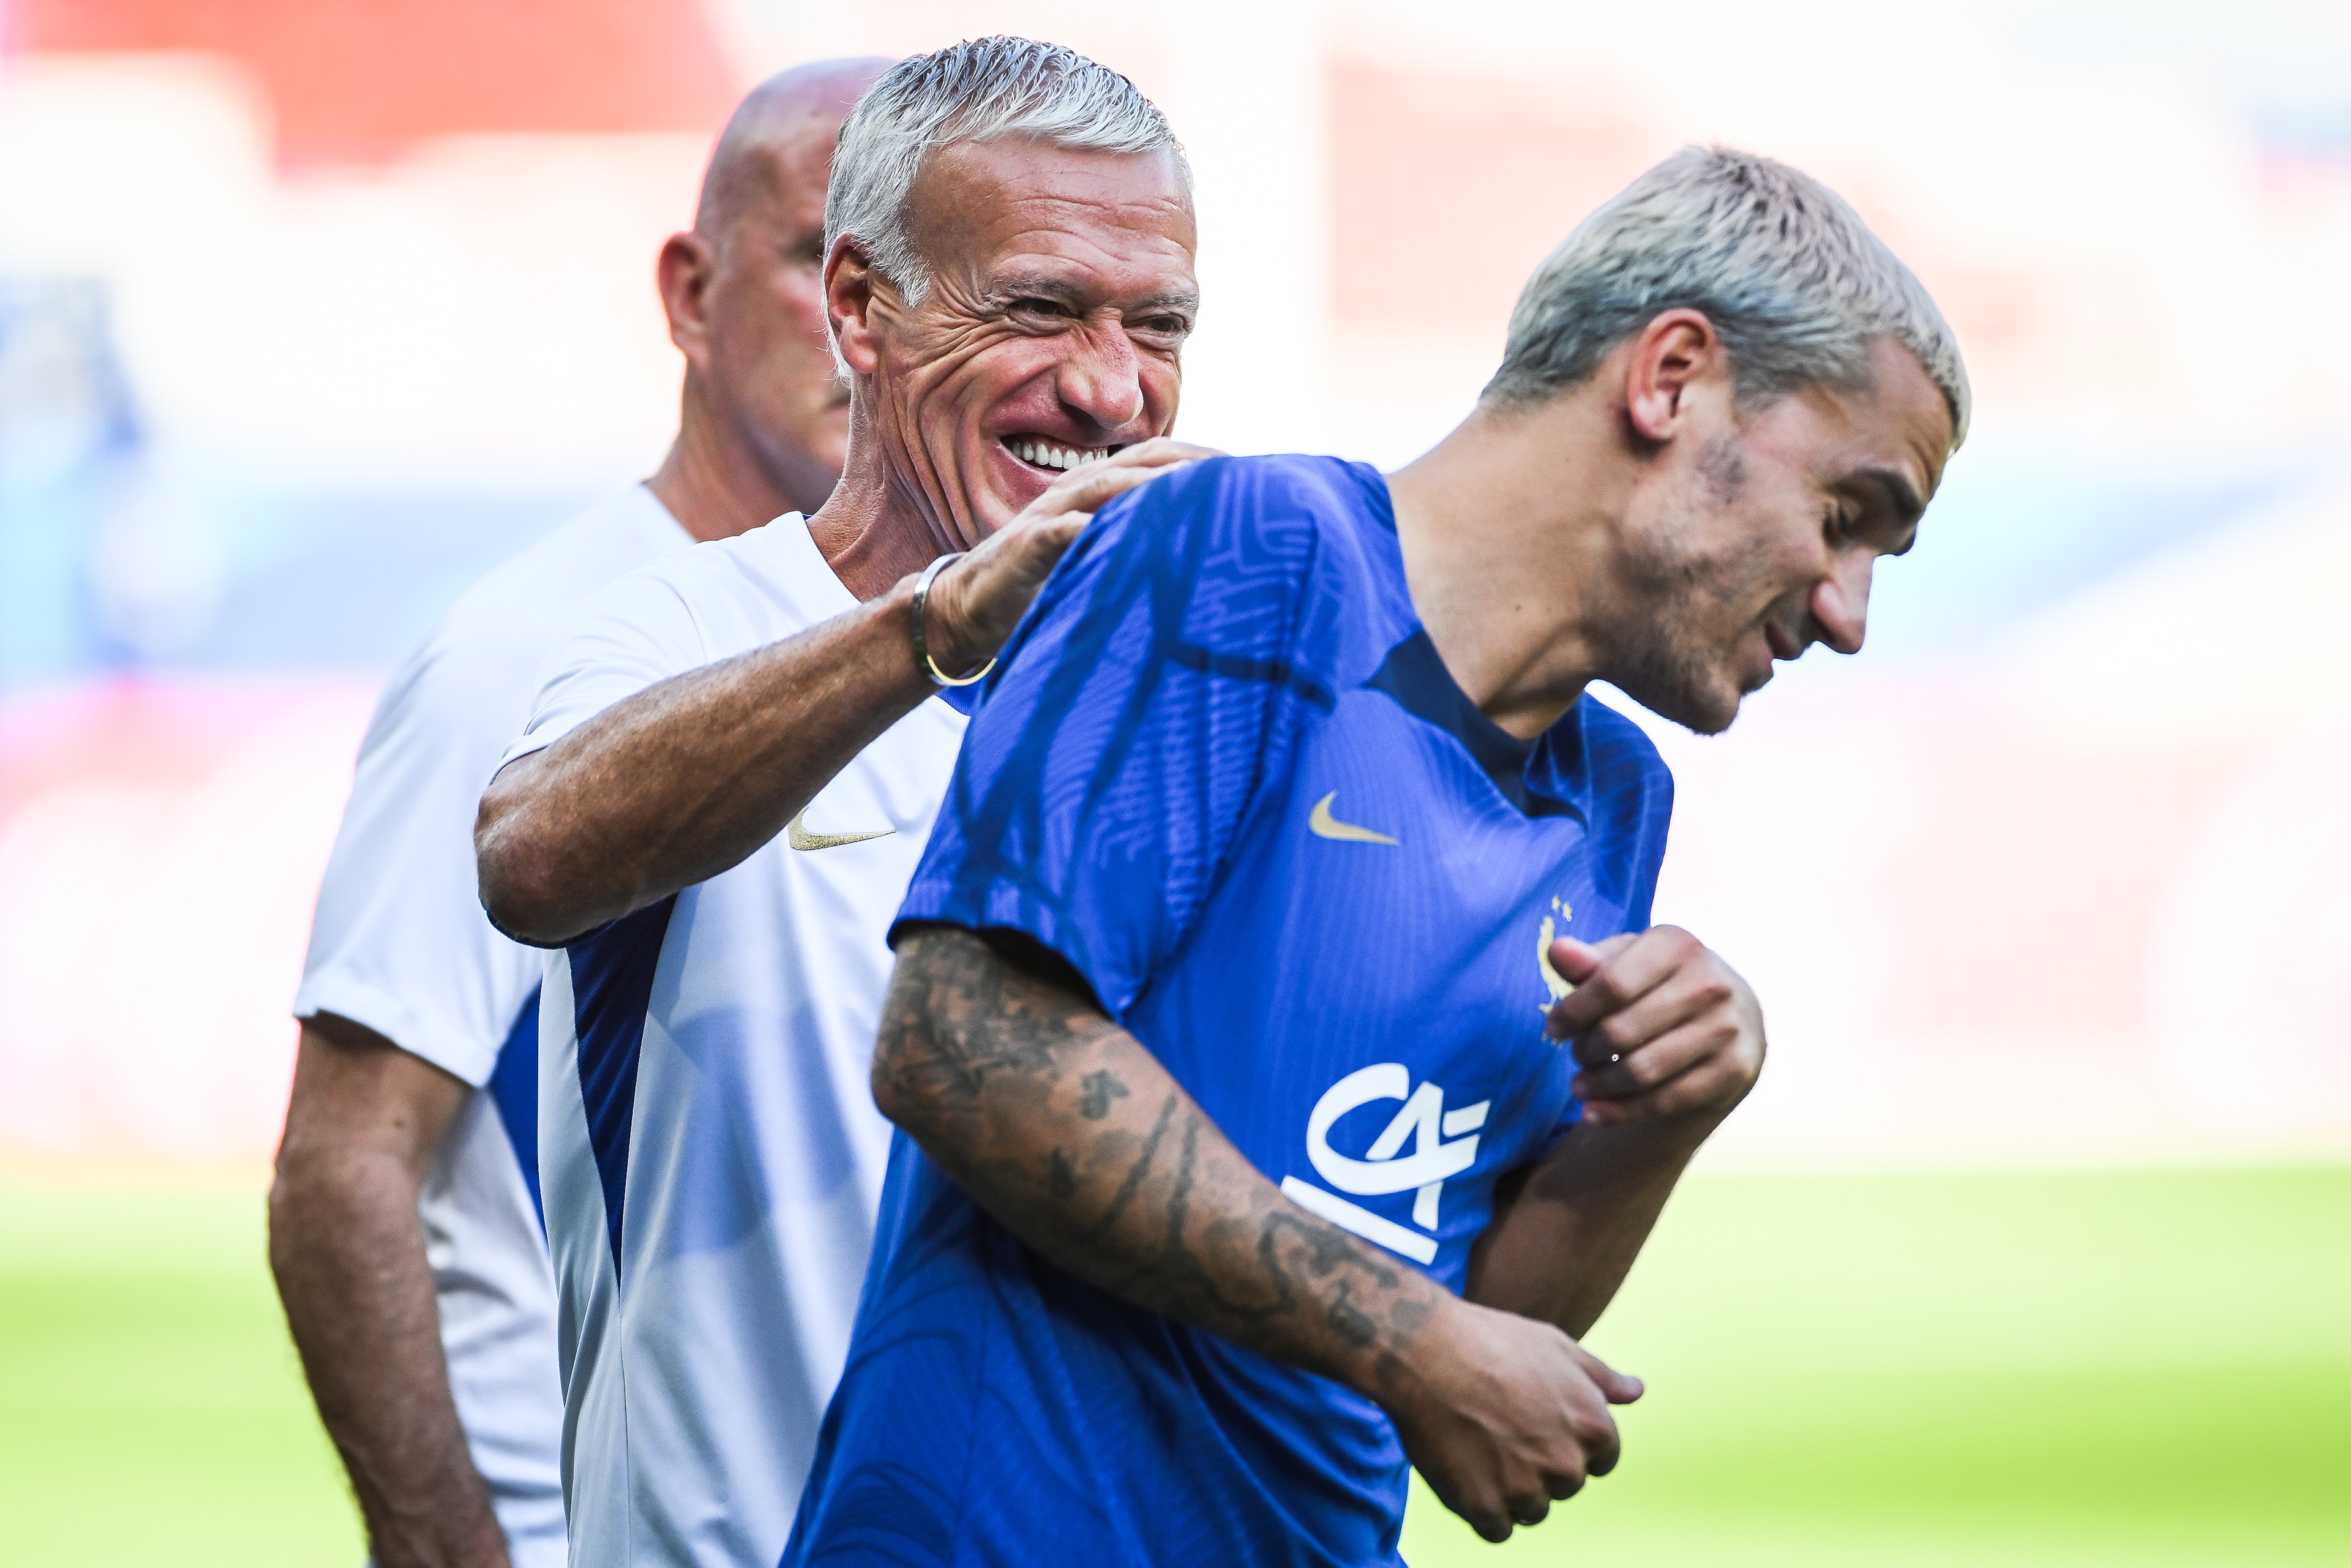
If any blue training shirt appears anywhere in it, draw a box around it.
[784,455,1675,1567]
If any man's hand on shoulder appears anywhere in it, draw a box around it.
[476,440,1218,947]
[920,438,1218,675]
[1545,926,1765,1130]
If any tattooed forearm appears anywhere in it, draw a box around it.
[872,925,1449,1395]
[875,927,1093,1108]
[1078,1070,1128,1119]
[1078,1095,1179,1247]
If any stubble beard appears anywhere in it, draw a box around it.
[1608,618,1744,737]
[1608,509,1777,738]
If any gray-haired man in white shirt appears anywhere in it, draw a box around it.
[271,60,890,1568]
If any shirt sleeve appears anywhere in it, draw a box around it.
[294,625,549,1087]
[894,457,1332,1019]
[497,568,713,772]
[298,560,714,1087]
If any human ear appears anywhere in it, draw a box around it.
[655,231,716,372]
[1622,309,1723,444]
[825,236,889,377]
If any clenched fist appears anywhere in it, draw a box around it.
[1380,1294,1643,1542]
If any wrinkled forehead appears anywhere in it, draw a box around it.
[906,139,1198,296]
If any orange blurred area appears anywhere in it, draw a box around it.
[17,0,737,160]
[1326,61,1656,331]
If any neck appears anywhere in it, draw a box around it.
[1384,397,1626,740]
[803,401,957,602]
[645,377,801,546]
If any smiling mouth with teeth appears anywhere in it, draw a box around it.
[1005,437,1114,472]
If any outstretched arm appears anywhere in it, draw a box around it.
[875,924,1644,1543]
[1469,926,1766,1336]
[477,444,1207,947]
[270,1016,509,1568]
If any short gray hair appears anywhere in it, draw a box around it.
[1485,145,1971,448]
[825,37,1187,306]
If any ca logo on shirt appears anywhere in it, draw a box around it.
[1278,1063,1488,1266]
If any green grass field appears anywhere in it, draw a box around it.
[4,1165,2345,1566]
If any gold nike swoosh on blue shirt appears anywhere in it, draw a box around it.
[787,811,895,851]
[1307,792,1398,846]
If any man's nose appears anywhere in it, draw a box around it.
[1054,322,1145,432]
[1810,553,1873,655]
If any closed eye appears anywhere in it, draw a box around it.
[1839,466,1927,554]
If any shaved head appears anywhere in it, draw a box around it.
[651,57,894,528]
[695,58,891,248]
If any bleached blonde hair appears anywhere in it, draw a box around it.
[1486,144,1970,447]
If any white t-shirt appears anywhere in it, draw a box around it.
[499,512,968,1568]
[295,485,691,1568]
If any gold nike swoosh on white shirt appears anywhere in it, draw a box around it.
[1307,792,1398,846]
[787,811,895,852]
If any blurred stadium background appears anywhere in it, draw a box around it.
[2,1,2345,1562]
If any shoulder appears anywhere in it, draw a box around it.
[1060,455,1393,654]
[1132,451,1386,512]
[1089,453,1389,561]
[500,515,850,758]
[569,511,843,657]
[414,487,692,688]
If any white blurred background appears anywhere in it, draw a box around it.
[2,0,2346,1166]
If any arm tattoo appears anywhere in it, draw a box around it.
[1078,1070,1130,1119]
[875,926,1444,1392]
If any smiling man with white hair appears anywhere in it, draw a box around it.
[473,37,1212,1567]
